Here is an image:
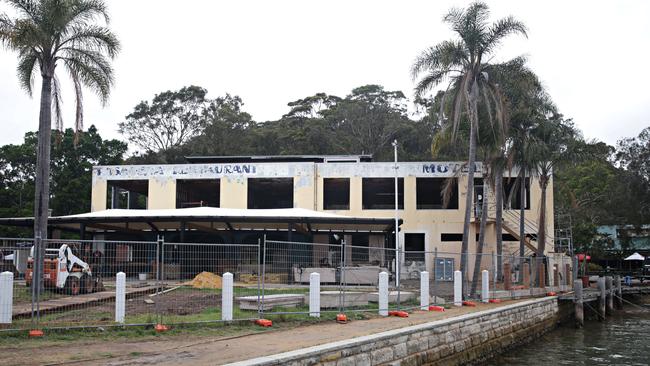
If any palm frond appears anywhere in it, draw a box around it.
[5,0,39,21]
[57,25,120,57]
[484,16,527,54]
[16,48,39,96]
[71,71,84,138]
[51,74,64,132]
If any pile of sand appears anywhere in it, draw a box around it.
[186,271,223,289]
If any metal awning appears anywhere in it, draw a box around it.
[0,207,400,234]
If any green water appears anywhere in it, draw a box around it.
[492,299,650,365]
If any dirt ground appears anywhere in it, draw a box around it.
[1,299,525,366]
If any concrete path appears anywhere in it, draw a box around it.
[4,300,524,366]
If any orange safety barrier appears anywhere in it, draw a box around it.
[388,310,409,318]
[255,319,273,327]
[28,329,44,337]
[488,299,502,304]
[428,305,445,312]
[462,301,477,307]
[336,314,348,323]
[155,324,170,333]
[546,291,557,296]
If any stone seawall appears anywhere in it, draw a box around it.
[228,297,560,366]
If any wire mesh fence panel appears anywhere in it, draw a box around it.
[14,239,158,330]
[0,238,35,331]
[159,242,260,325]
[342,244,398,313]
[262,240,341,317]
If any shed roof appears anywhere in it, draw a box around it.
[0,207,399,234]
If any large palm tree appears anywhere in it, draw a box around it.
[528,116,578,285]
[411,2,526,291]
[0,0,119,295]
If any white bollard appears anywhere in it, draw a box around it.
[222,272,233,321]
[115,272,126,323]
[482,270,489,303]
[378,271,389,316]
[0,272,13,324]
[420,271,429,310]
[309,272,320,317]
[454,270,462,307]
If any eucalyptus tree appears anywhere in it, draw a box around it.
[0,0,119,292]
[411,2,526,287]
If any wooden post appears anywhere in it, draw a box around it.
[574,279,583,328]
[504,263,512,290]
[615,275,623,309]
[606,276,614,314]
[598,277,606,321]
[554,266,559,287]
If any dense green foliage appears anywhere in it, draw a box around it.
[0,127,127,236]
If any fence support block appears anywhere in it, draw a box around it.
[309,272,320,318]
[378,271,388,316]
[454,270,462,307]
[0,272,13,324]
[222,272,233,321]
[481,270,489,303]
[115,272,125,323]
[420,271,429,310]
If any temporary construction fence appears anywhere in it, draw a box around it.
[0,237,571,333]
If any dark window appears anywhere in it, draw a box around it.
[416,178,459,209]
[404,233,425,262]
[323,178,350,210]
[503,177,530,210]
[502,234,518,241]
[176,179,220,208]
[362,178,404,210]
[106,180,148,209]
[247,178,293,209]
[441,233,463,242]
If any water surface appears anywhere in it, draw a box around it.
[492,298,650,365]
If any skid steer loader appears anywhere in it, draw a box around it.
[26,244,104,295]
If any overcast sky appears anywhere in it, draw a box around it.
[1,0,649,149]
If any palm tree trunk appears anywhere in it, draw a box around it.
[33,75,53,297]
[518,168,526,284]
[470,166,489,297]
[536,175,548,287]
[460,80,479,298]
[495,169,503,280]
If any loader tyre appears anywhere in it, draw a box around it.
[66,276,81,296]
[81,275,95,294]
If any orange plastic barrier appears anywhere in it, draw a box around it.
[462,301,477,307]
[336,314,348,323]
[546,291,557,296]
[155,324,170,332]
[28,329,44,337]
[388,310,409,318]
[428,305,445,312]
[488,299,502,304]
[255,319,273,327]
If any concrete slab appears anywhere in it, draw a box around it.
[304,291,369,308]
[237,294,304,311]
[368,291,416,303]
